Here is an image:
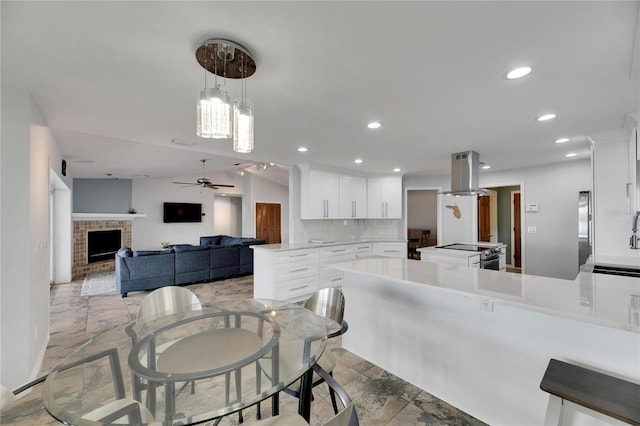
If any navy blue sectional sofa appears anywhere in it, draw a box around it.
[115,235,266,297]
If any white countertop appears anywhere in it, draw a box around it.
[251,238,406,251]
[332,257,640,333]
[589,253,640,268]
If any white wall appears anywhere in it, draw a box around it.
[404,160,592,280]
[1,89,71,389]
[131,171,243,249]
[132,171,287,248]
[213,196,242,236]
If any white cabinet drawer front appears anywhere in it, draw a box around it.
[374,242,407,258]
[320,270,343,288]
[275,261,319,280]
[274,249,319,264]
[274,276,319,299]
[320,244,355,258]
[354,244,372,258]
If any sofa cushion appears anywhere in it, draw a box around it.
[133,250,162,257]
[173,245,208,253]
[220,236,245,246]
[200,235,223,246]
[117,247,133,257]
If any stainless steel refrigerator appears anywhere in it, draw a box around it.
[578,191,592,266]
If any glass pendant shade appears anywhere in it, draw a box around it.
[196,89,214,138]
[233,98,254,153]
[208,86,232,139]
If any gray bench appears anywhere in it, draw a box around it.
[540,359,640,425]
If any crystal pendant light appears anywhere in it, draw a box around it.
[233,97,254,153]
[195,39,256,148]
[209,85,231,139]
[196,88,213,138]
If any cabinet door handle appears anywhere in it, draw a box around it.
[384,250,400,253]
[331,249,346,253]
[331,277,342,282]
[289,285,309,291]
[289,253,308,258]
[381,202,384,217]
[352,201,356,217]
[385,201,388,217]
[289,267,309,273]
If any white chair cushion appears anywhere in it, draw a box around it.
[244,413,308,425]
[82,398,154,423]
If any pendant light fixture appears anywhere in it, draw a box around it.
[195,39,256,152]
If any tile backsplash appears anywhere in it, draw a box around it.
[293,218,404,243]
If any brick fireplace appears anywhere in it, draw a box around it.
[72,219,132,280]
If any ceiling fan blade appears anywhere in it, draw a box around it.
[172,181,197,185]
[205,183,235,189]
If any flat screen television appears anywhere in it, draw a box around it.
[163,202,202,223]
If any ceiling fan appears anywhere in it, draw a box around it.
[172,159,235,190]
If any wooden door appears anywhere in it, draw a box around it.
[477,196,491,242]
[513,192,521,268]
[256,203,281,244]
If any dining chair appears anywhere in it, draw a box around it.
[284,287,348,414]
[247,363,358,426]
[2,348,153,423]
[132,285,203,404]
[136,285,202,321]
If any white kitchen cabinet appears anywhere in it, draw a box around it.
[253,248,319,302]
[354,242,372,259]
[320,244,355,288]
[339,175,367,218]
[367,176,402,218]
[300,167,340,219]
[373,241,407,258]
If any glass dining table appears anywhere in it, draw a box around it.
[41,298,336,425]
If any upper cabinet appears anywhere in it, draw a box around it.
[300,167,340,219]
[339,175,367,218]
[299,164,402,220]
[367,176,402,218]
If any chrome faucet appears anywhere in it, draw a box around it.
[631,211,640,249]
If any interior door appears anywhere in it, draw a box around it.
[256,202,281,244]
[513,192,521,268]
[477,195,491,242]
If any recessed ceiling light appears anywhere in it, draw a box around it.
[367,122,382,129]
[555,138,570,144]
[506,66,532,80]
[354,158,363,164]
[297,147,308,152]
[565,153,577,157]
[537,113,557,122]
[393,168,401,172]
[482,165,491,170]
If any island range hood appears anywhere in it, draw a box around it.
[439,151,491,196]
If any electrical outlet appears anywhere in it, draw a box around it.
[480,300,494,312]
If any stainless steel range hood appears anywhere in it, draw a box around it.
[439,151,490,196]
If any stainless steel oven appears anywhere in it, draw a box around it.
[480,250,501,270]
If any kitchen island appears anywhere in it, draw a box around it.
[332,257,640,425]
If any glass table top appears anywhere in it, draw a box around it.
[42,299,334,425]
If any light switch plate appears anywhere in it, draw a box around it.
[527,226,537,234]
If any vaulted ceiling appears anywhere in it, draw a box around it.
[3,1,639,184]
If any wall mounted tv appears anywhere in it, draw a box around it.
[163,202,202,223]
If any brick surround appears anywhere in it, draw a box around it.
[73,220,132,280]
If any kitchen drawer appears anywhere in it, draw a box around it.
[354,243,372,258]
[373,242,407,258]
[273,276,319,300]
[273,248,319,264]
[320,270,343,288]
[320,244,355,258]
[274,260,319,281]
